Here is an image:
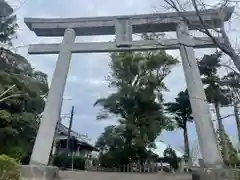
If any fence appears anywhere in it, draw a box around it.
[190,162,240,180]
[86,164,159,173]
[191,168,240,180]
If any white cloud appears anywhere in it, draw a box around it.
[67,75,107,86]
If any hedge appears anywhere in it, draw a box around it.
[0,154,20,180]
[53,154,85,170]
[21,154,31,165]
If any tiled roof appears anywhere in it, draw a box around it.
[56,122,91,145]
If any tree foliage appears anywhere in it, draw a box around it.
[216,129,239,163]
[96,125,160,167]
[0,154,20,180]
[223,71,240,148]
[198,52,231,107]
[95,51,178,165]
[0,0,18,45]
[164,90,192,158]
[0,48,48,159]
[95,125,125,152]
[0,1,47,160]
[198,52,232,161]
[163,146,179,170]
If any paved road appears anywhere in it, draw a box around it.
[59,171,192,180]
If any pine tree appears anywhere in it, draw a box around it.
[198,52,232,161]
[164,90,193,158]
[216,130,238,164]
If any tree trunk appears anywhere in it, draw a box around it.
[183,125,190,158]
[183,125,192,169]
[214,102,229,161]
[234,100,240,151]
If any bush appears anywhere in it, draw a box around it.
[158,157,180,170]
[53,154,85,170]
[0,154,20,180]
[21,154,31,165]
[2,146,24,161]
[163,146,180,170]
[99,150,130,168]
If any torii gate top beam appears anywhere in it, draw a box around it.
[24,7,234,37]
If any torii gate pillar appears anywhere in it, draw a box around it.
[30,28,76,165]
[176,23,222,167]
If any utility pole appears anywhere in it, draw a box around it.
[66,105,74,154]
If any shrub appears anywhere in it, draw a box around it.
[53,153,70,169]
[21,154,31,165]
[0,154,20,180]
[53,154,85,170]
[74,157,85,170]
[163,146,180,170]
[2,146,24,161]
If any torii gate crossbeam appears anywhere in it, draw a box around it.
[28,38,224,54]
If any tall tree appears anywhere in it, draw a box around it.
[0,48,48,159]
[0,0,18,45]
[163,146,179,170]
[164,90,193,159]
[222,71,240,149]
[94,51,177,163]
[0,1,48,159]
[198,52,232,161]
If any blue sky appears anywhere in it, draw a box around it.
[6,0,240,150]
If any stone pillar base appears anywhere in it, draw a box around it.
[191,167,227,180]
[20,165,59,180]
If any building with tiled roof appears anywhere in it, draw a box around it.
[53,122,98,157]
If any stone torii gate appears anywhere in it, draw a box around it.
[24,7,233,168]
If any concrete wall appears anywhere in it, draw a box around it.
[59,171,192,180]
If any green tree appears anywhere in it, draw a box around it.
[96,125,160,167]
[95,125,125,152]
[96,125,135,167]
[164,90,193,159]
[163,146,179,170]
[0,48,48,159]
[0,0,18,45]
[216,129,238,164]
[95,51,177,163]
[198,52,232,161]
[0,2,48,159]
[222,71,240,150]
